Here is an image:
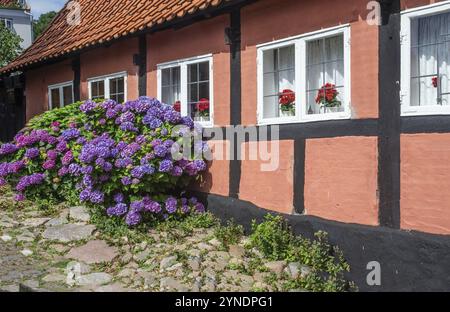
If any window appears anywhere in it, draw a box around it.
[401,2,450,116]
[0,18,13,31]
[262,45,296,120]
[257,26,350,124]
[48,82,74,109]
[158,55,213,126]
[88,72,126,103]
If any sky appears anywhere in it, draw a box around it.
[28,0,66,18]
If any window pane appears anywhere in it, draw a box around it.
[415,77,438,106]
[306,91,319,114]
[279,69,295,90]
[188,63,198,83]
[162,86,172,105]
[263,73,277,96]
[325,35,344,62]
[162,68,171,85]
[110,78,117,95]
[112,93,125,104]
[91,81,105,99]
[418,45,437,76]
[325,61,344,87]
[118,78,124,93]
[263,96,279,119]
[199,62,209,81]
[199,82,209,99]
[161,67,180,106]
[191,99,210,122]
[62,85,73,106]
[306,63,323,91]
[50,88,60,109]
[278,46,295,70]
[172,67,180,85]
[263,49,276,73]
[306,35,344,115]
[189,83,198,103]
[109,77,125,103]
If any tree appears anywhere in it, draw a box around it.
[0,23,22,67]
[33,11,57,40]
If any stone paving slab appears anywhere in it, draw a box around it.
[66,240,118,264]
[42,224,96,242]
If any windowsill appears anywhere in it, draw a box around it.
[257,112,351,126]
[401,107,450,117]
[194,121,214,129]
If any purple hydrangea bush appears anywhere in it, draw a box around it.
[0,97,208,226]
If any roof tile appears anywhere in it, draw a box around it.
[1,0,238,73]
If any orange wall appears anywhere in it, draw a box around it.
[25,59,74,121]
[240,0,379,125]
[239,140,295,214]
[304,136,379,225]
[190,140,230,197]
[147,15,230,126]
[80,38,139,101]
[401,134,450,235]
[401,0,446,10]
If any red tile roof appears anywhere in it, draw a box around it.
[0,0,19,7]
[0,0,239,74]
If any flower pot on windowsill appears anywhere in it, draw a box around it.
[194,114,210,123]
[280,109,295,117]
[321,105,343,114]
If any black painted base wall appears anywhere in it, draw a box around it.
[199,193,450,292]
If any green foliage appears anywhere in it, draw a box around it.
[214,219,244,249]
[248,214,356,292]
[90,208,218,244]
[249,214,295,261]
[0,102,86,204]
[0,22,22,67]
[33,11,57,40]
[27,101,86,131]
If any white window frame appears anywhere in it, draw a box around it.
[401,1,450,116]
[0,17,13,31]
[48,81,74,110]
[257,25,351,125]
[87,71,127,102]
[157,54,214,128]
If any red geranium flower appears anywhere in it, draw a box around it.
[196,98,210,112]
[173,101,181,112]
[279,89,295,106]
[432,76,438,88]
[316,83,339,105]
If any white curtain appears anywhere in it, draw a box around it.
[263,45,295,118]
[411,12,450,106]
[306,35,344,114]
